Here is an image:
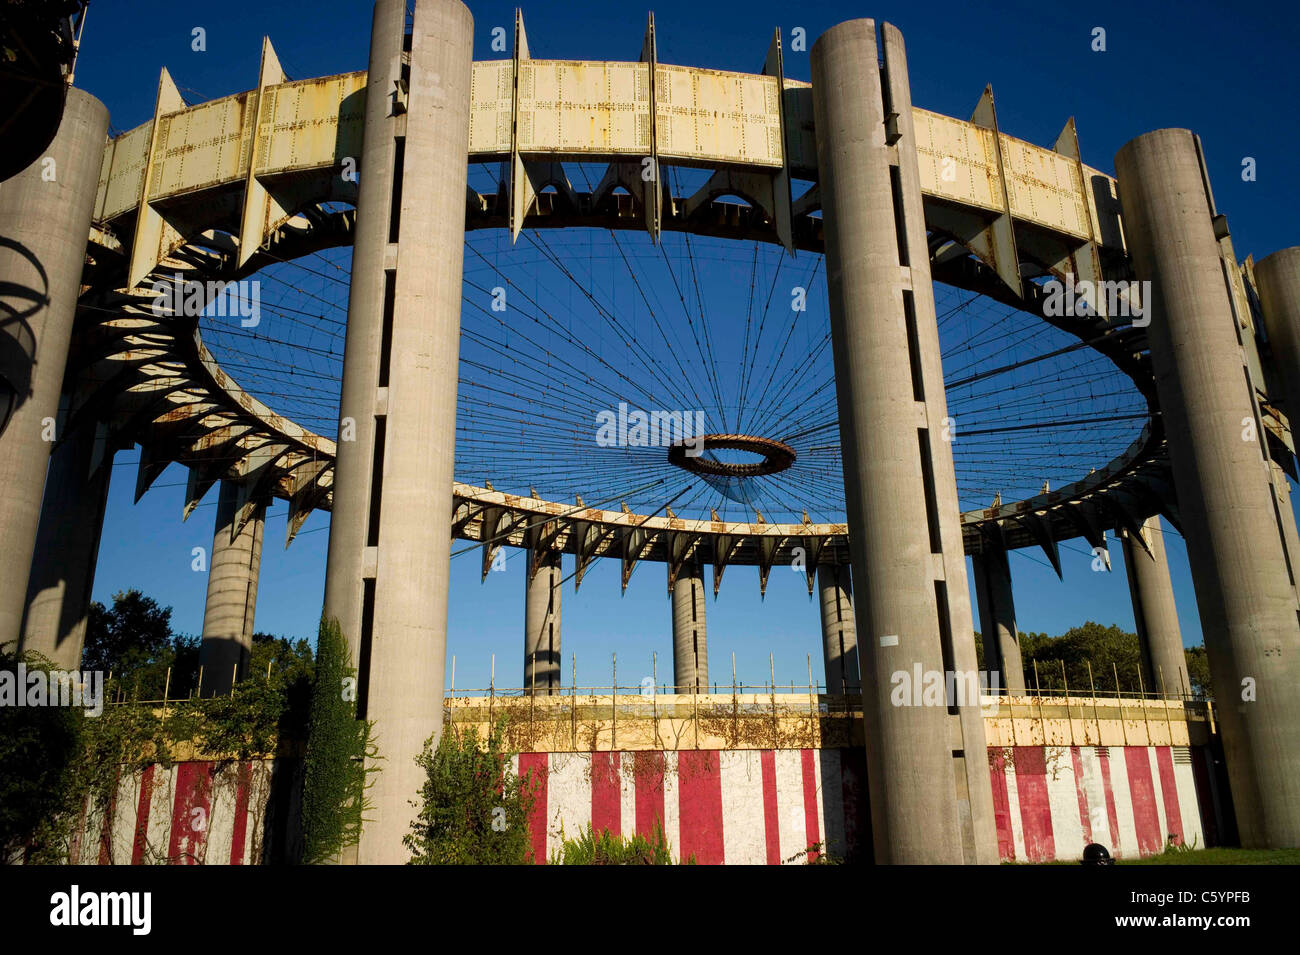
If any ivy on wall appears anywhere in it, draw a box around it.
[299,617,373,865]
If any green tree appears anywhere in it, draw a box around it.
[406,721,537,865]
[1184,645,1213,698]
[1020,621,1144,694]
[82,589,174,676]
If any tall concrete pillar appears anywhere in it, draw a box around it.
[817,563,859,693]
[971,551,1025,695]
[322,0,473,864]
[672,563,708,692]
[1116,129,1300,848]
[812,19,997,864]
[524,549,561,694]
[20,419,113,669]
[198,480,265,696]
[1120,516,1189,698]
[1255,248,1300,411]
[0,89,108,650]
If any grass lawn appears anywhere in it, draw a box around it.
[1119,848,1300,865]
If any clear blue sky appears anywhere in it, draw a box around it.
[76,0,1300,692]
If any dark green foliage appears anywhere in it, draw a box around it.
[552,819,688,865]
[83,590,173,675]
[299,617,372,864]
[1183,645,1212,697]
[1020,622,1144,693]
[0,650,84,862]
[3,588,318,862]
[405,721,537,865]
[201,634,316,758]
[982,621,1212,699]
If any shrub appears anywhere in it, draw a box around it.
[405,720,536,865]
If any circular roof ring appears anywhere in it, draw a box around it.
[668,433,797,478]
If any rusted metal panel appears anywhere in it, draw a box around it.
[469,59,513,155]
[516,60,651,156]
[256,73,366,174]
[1001,132,1091,240]
[149,93,250,200]
[654,63,782,168]
[914,108,1002,214]
[99,123,150,222]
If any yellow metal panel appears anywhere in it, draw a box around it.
[913,108,1001,213]
[100,124,151,221]
[149,94,249,200]
[257,73,366,174]
[654,64,782,167]
[469,60,513,156]
[1000,133,1090,240]
[516,60,650,156]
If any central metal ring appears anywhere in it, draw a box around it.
[668,433,797,477]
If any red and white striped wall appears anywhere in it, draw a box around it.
[69,760,268,866]
[66,745,1210,864]
[988,745,1205,862]
[512,749,871,864]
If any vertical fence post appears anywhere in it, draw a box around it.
[571,652,577,750]
[612,652,617,752]
[1031,659,1044,743]
[162,666,171,720]
[230,663,237,698]
[1087,660,1100,745]
[808,653,816,723]
[731,651,738,742]
[489,653,495,728]
[196,665,203,700]
[769,652,777,745]
[692,655,699,750]
[1136,665,1152,743]
[652,651,660,746]
[1113,662,1128,746]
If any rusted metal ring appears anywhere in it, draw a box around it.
[668,433,797,477]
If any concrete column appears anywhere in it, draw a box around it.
[1255,248,1300,411]
[672,563,708,692]
[321,0,473,865]
[971,551,1025,695]
[0,89,108,650]
[524,549,561,694]
[812,19,997,863]
[20,419,113,669]
[198,480,265,696]
[817,563,859,694]
[1121,516,1189,698]
[1116,129,1300,848]
[322,0,405,661]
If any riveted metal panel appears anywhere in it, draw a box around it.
[654,63,782,167]
[256,73,366,174]
[100,124,152,222]
[469,60,513,155]
[1000,133,1090,240]
[150,93,249,201]
[914,108,1002,213]
[516,60,650,156]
